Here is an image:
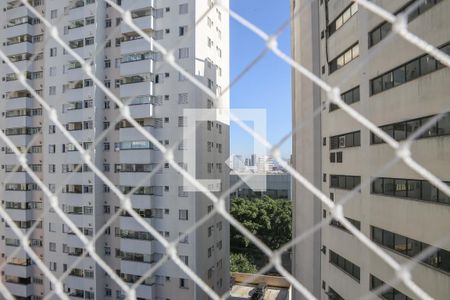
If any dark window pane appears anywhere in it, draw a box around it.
[339,176,346,189]
[442,44,450,55]
[372,77,383,95]
[393,123,406,141]
[394,235,407,254]
[372,227,383,243]
[420,55,437,75]
[372,132,383,144]
[407,180,421,199]
[354,131,361,146]
[382,289,395,300]
[438,250,450,273]
[346,176,354,189]
[408,239,422,257]
[331,175,338,187]
[345,133,354,147]
[372,178,383,194]
[337,255,345,269]
[393,66,406,86]
[422,181,438,202]
[438,185,450,204]
[383,178,395,196]
[423,245,439,268]
[383,125,394,139]
[352,87,360,103]
[370,28,381,47]
[420,117,438,138]
[383,231,395,248]
[330,152,336,163]
[406,119,421,138]
[437,113,450,136]
[370,275,383,290]
[395,179,407,197]
[394,291,407,300]
[380,22,391,39]
[405,60,420,81]
[353,265,360,280]
[383,72,394,90]
[344,260,353,275]
[337,152,343,163]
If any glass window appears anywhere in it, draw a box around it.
[394,235,407,254]
[420,55,437,75]
[338,176,346,189]
[383,72,394,90]
[383,231,395,248]
[372,178,383,194]
[421,181,438,202]
[372,77,383,94]
[393,66,406,86]
[406,119,421,138]
[345,133,354,147]
[395,179,407,197]
[370,28,381,47]
[407,180,421,199]
[437,114,450,136]
[380,22,391,40]
[438,185,450,204]
[346,176,355,189]
[438,250,450,273]
[408,239,422,257]
[383,125,394,139]
[354,131,361,146]
[393,123,406,141]
[352,87,360,103]
[405,60,420,81]
[383,178,395,196]
[420,117,437,138]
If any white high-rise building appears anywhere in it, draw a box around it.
[292,0,450,299]
[0,0,230,299]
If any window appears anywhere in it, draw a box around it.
[178,47,189,59]
[371,113,450,144]
[330,131,360,150]
[371,225,450,274]
[49,67,57,77]
[369,0,442,48]
[179,25,187,36]
[370,41,449,95]
[372,177,450,205]
[329,43,359,74]
[50,9,57,19]
[330,86,360,111]
[50,47,57,57]
[328,2,358,36]
[330,175,361,190]
[179,209,188,220]
[330,217,361,233]
[179,3,188,14]
[370,274,412,300]
[49,86,56,95]
[329,250,360,282]
[49,242,56,252]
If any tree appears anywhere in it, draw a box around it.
[230,253,258,273]
[230,196,292,251]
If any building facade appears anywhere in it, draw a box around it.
[0,0,230,299]
[292,0,450,299]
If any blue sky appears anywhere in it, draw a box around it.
[229,0,292,159]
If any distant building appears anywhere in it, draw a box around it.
[230,174,291,199]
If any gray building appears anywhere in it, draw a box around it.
[0,0,230,299]
[230,174,291,199]
[292,0,450,299]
